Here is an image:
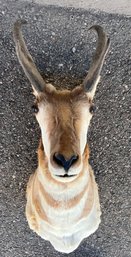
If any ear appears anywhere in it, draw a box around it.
[32,83,56,97]
[86,75,100,100]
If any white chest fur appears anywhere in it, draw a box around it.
[26,155,101,253]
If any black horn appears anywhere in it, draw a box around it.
[83,25,110,95]
[13,20,46,93]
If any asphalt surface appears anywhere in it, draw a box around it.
[0,1,131,257]
[29,0,131,16]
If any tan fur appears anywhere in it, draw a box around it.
[13,21,109,253]
[26,139,101,253]
[25,87,102,253]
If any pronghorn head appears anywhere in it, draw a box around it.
[13,20,110,182]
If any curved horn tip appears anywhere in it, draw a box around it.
[89,25,104,32]
[14,19,27,29]
[13,19,28,43]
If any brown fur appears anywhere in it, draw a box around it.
[35,85,92,165]
[26,141,95,232]
[38,138,90,186]
[13,21,109,253]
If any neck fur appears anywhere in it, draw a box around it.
[26,138,101,253]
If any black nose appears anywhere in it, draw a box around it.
[53,153,78,171]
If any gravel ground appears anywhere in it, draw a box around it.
[0,1,131,257]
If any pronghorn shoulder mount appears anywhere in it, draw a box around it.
[13,20,110,253]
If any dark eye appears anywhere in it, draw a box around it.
[31,104,39,114]
[89,104,96,114]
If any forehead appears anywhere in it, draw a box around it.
[36,87,92,134]
[38,86,89,109]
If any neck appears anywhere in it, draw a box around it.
[26,138,101,253]
[35,138,96,227]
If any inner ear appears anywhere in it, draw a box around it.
[45,83,57,93]
[32,83,57,98]
[32,85,40,97]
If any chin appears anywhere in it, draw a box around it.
[49,162,83,183]
[52,173,79,183]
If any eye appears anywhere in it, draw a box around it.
[31,104,39,114]
[89,104,96,114]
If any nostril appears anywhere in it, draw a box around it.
[70,155,78,166]
[53,154,65,167]
[53,153,79,171]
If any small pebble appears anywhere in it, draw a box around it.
[72,47,76,53]
[58,63,63,68]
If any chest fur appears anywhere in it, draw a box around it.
[26,164,101,253]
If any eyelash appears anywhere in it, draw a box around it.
[31,104,39,114]
[89,104,96,114]
[31,103,96,115]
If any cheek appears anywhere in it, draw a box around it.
[79,121,89,154]
[78,112,92,154]
[36,111,51,158]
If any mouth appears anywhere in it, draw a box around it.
[55,174,77,178]
[53,173,78,182]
